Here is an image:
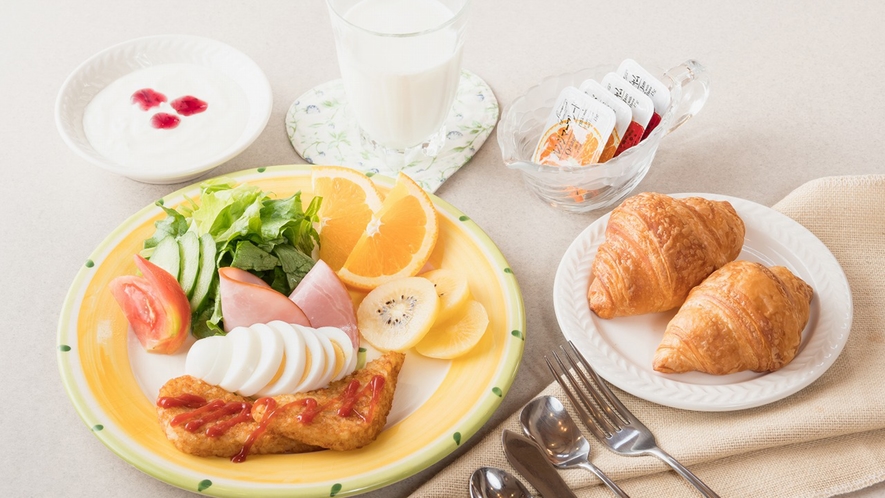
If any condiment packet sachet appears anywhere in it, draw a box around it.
[578,79,632,162]
[601,72,654,156]
[532,86,616,167]
[617,58,671,139]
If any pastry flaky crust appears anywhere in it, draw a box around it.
[653,261,814,375]
[588,192,746,318]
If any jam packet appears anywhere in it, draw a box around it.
[533,86,616,167]
[617,59,670,139]
[601,72,653,156]
[578,79,632,162]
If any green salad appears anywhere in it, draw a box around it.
[141,178,321,338]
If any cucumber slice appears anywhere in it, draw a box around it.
[149,236,180,280]
[189,234,217,311]
[178,232,201,298]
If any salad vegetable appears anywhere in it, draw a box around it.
[109,255,191,354]
[142,178,321,338]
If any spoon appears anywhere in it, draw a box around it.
[520,395,630,497]
[469,466,534,498]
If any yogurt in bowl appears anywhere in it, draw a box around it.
[56,35,272,184]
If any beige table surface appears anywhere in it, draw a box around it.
[3,0,884,496]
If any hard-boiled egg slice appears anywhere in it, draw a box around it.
[292,324,327,393]
[315,326,357,381]
[304,327,338,390]
[185,335,233,386]
[258,321,307,396]
[237,323,284,397]
[219,326,261,393]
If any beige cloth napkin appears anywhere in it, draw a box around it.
[410,175,885,498]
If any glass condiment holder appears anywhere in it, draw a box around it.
[498,60,710,213]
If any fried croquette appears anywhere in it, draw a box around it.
[155,352,405,458]
[251,351,405,451]
[156,375,319,458]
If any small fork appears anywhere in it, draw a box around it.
[547,341,721,498]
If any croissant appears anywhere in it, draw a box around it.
[653,261,814,375]
[588,192,745,318]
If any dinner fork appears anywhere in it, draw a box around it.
[547,341,721,498]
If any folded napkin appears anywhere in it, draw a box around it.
[410,175,885,498]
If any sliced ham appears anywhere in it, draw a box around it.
[289,259,360,348]
[218,267,310,333]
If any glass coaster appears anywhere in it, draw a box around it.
[286,69,499,193]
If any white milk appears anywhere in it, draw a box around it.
[83,63,249,172]
[336,0,464,150]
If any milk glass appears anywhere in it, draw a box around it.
[326,0,469,163]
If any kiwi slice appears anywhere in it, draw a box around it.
[419,268,471,323]
[416,300,489,359]
[357,277,440,352]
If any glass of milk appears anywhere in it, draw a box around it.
[326,0,469,165]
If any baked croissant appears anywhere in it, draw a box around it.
[588,192,745,318]
[653,261,814,375]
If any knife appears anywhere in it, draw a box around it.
[502,429,578,498]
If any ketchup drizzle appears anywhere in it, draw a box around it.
[205,402,252,437]
[158,393,207,409]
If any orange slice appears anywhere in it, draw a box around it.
[311,166,385,271]
[338,172,439,291]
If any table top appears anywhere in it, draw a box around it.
[3,0,884,496]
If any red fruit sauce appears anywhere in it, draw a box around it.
[171,95,209,116]
[151,113,181,129]
[130,88,167,110]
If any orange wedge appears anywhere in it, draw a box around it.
[338,172,439,291]
[312,166,385,271]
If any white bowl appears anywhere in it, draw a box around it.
[55,35,272,184]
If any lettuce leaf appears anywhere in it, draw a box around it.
[143,178,320,336]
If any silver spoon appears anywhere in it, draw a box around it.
[520,395,630,497]
[469,466,534,498]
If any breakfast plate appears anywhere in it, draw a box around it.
[554,193,852,412]
[57,165,525,496]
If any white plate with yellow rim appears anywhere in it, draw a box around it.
[57,165,525,496]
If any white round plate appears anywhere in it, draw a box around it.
[553,193,852,411]
[55,35,272,184]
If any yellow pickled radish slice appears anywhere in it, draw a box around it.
[416,300,489,359]
[357,276,440,352]
[419,268,471,323]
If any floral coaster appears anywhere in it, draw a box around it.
[286,70,499,193]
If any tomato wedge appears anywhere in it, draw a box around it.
[109,255,191,354]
